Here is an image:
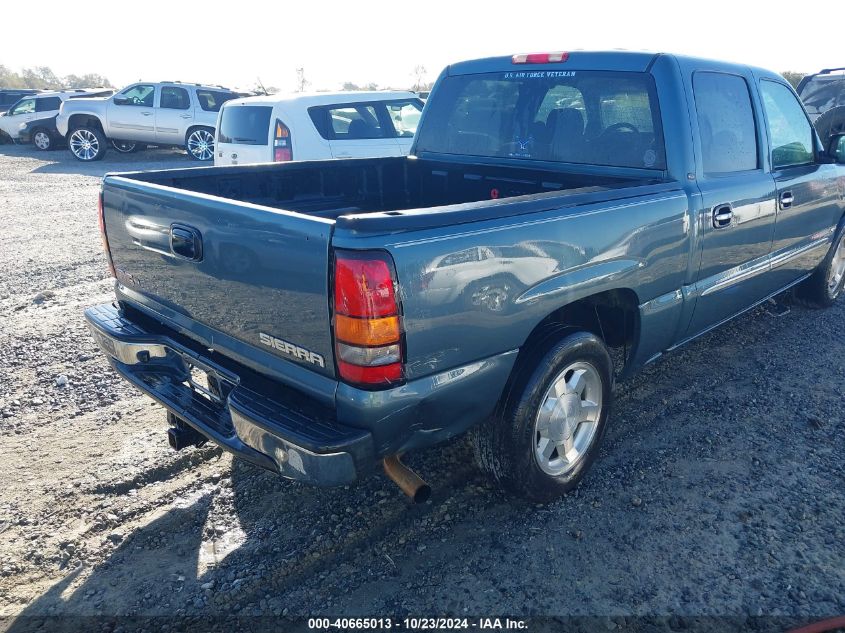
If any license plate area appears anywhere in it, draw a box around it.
[182,357,235,405]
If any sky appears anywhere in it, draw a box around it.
[2,0,843,93]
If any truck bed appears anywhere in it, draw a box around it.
[125,156,658,220]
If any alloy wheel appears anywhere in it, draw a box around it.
[68,129,100,161]
[187,129,214,161]
[534,361,603,476]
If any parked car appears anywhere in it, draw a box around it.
[214,91,423,165]
[56,82,241,161]
[0,89,113,149]
[798,68,845,145]
[0,88,41,115]
[86,51,845,503]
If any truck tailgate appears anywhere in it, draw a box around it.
[102,175,337,379]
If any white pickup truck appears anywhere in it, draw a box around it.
[56,81,241,161]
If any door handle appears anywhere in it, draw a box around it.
[180,114,192,119]
[780,191,794,209]
[712,203,733,228]
[170,224,203,261]
[141,111,153,116]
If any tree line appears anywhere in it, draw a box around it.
[0,65,113,90]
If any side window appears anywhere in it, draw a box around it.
[328,105,385,139]
[386,100,423,137]
[35,97,62,112]
[159,86,190,110]
[760,80,815,169]
[693,72,759,174]
[117,85,155,107]
[196,90,238,112]
[9,99,35,116]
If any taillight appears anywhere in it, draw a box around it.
[98,188,116,277]
[273,119,292,162]
[333,250,403,388]
[512,51,570,64]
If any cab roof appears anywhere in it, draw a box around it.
[446,50,784,82]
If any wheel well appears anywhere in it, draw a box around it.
[186,125,214,137]
[68,115,104,134]
[520,289,640,375]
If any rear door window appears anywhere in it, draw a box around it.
[160,86,191,110]
[35,97,62,112]
[329,105,386,139]
[217,105,272,145]
[693,72,759,174]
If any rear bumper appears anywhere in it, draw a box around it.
[85,303,373,486]
[85,302,518,486]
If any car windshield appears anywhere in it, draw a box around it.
[415,70,666,169]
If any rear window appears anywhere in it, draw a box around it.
[415,71,665,169]
[217,105,272,145]
[196,89,239,112]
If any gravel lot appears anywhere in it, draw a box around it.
[0,143,843,632]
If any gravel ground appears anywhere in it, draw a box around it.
[0,143,843,632]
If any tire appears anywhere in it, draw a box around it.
[110,139,138,153]
[185,127,214,161]
[471,330,613,502]
[794,215,845,308]
[68,126,106,161]
[31,128,52,151]
[813,105,845,144]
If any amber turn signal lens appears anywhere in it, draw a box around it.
[335,314,399,347]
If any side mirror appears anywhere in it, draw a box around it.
[113,96,129,106]
[829,134,845,164]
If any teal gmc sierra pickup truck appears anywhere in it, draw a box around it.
[85,51,845,502]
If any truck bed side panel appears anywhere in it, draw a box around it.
[334,185,690,379]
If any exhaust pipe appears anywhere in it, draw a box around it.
[383,455,431,503]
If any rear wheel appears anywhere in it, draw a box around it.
[186,127,214,161]
[68,127,106,161]
[32,129,52,151]
[471,330,613,502]
[795,216,845,307]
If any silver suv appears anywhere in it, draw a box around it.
[56,81,241,161]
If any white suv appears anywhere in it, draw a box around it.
[214,91,423,166]
[0,89,112,149]
[56,82,242,161]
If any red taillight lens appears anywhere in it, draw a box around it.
[512,51,570,64]
[98,189,116,278]
[333,251,403,388]
[273,119,292,162]
[334,257,397,317]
